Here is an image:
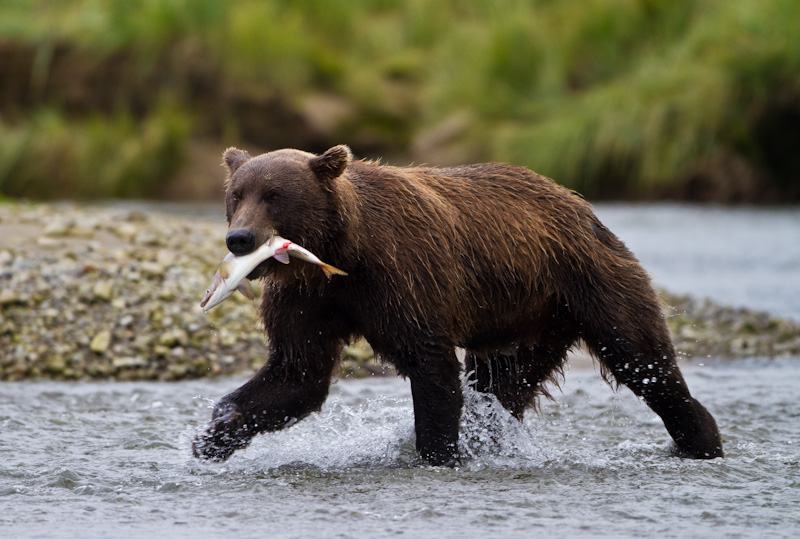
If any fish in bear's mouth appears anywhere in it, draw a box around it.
[200,232,347,310]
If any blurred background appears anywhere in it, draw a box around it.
[2,6,800,534]
[1,0,799,203]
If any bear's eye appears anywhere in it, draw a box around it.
[267,192,280,202]
[230,193,241,210]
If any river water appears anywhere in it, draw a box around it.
[594,204,800,320]
[2,204,799,538]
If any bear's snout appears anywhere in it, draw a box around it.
[226,228,256,256]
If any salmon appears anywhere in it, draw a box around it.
[200,236,347,311]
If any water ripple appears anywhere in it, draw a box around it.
[1,363,799,538]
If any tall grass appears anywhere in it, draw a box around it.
[490,0,800,197]
[0,103,189,199]
[1,0,798,199]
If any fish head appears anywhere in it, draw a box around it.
[221,145,352,276]
[199,270,225,309]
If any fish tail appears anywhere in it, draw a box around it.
[321,263,348,279]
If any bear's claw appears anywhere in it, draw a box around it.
[192,404,251,462]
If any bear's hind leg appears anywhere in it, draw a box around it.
[588,336,723,459]
[609,350,722,458]
[572,251,723,458]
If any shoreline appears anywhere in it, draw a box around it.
[1,202,798,381]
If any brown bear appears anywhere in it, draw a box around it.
[192,145,723,466]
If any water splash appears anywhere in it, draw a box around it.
[195,379,557,473]
[459,386,548,467]
[207,391,419,473]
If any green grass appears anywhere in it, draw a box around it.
[0,0,798,200]
[0,102,189,199]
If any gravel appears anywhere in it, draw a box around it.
[1,202,797,381]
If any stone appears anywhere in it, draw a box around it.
[43,220,74,237]
[0,250,13,266]
[140,261,163,278]
[44,355,67,375]
[112,356,147,369]
[89,330,112,354]
[0,289,21,306]
[92,281,114,301]
[114,223,139,241]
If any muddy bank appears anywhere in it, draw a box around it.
[1,203,798,381]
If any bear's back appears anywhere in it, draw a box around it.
[339,160,614,340]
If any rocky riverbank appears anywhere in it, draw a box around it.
[1,202,798,381]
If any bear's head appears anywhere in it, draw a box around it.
[222,145,353,277]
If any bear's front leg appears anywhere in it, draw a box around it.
[193,343,338,462]
[407,352,463,467]
[191,392,250,461]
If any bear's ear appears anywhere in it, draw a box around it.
[222,147,251,175]
[310,145,352,186]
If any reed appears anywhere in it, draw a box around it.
[0,104,189,199]
[0,0,798,200]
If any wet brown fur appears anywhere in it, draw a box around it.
[193,145,723,465]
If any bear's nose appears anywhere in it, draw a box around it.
[226,229,256,256]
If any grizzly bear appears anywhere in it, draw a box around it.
[192,145,723,466]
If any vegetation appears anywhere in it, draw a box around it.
[1,0,798,200]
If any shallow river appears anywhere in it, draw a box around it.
[594,203,800,320]
[2,204,799,538]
